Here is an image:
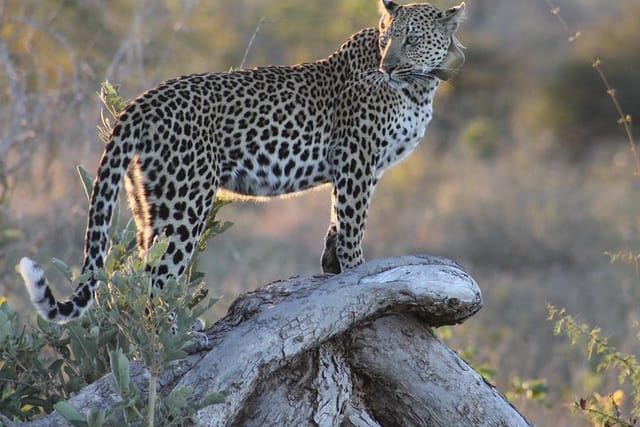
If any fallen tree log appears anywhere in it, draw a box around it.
[21,254,531,426]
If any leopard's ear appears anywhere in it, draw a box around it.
[438,2,466,33]
[379,0,400,16]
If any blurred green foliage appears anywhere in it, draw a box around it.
[462,117,498,158]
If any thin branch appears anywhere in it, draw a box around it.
[544,0,640,175]
[237,17,324,69]
[240,17,266,69]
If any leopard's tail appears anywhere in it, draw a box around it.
[19,118,136,323]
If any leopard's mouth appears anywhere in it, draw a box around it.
[382,73,410,89]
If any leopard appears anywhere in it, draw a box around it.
[19,0,466,324]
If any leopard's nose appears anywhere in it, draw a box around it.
[379,62,397,74]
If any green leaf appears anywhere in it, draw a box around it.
[188,271,206,285]
[86,407,106,427]
[77,165,95,202]
[54,401,88,426]
[110,270,125,289]
[100,80,128,113]
[51,258,73,282]
[147,237,169,266]
[109,350,130,394]
[94,269,109,283]
[76,271,93,285]
[0,309,11,344]
[109,197,120,235]
[105,245,125,274]
[199,391,227,406]
[121,218,137,247]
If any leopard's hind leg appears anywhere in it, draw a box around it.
[124,144,218,347]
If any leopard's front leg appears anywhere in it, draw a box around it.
[322,143,377,274]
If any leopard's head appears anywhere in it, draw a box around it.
[378,1,465,88]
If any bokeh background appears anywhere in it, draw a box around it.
[1,0,639,424]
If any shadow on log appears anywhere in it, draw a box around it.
[23,255,531,426]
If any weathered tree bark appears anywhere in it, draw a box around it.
[20,255,531,426]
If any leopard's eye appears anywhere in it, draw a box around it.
[379,32,390,48]
[406,34,421,45]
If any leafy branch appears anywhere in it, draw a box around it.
[548,304,639,426]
